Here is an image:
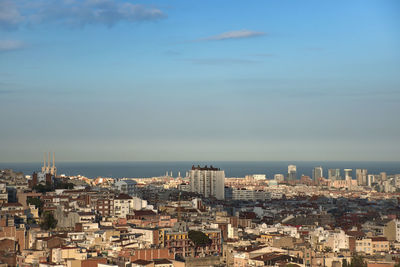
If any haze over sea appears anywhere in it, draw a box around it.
[0,161,399,179]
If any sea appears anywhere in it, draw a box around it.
[0,161,400,179]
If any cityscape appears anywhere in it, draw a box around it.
[1,0,400,267]
[1,157,400,267]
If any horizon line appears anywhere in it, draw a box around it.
[1,160,400,164]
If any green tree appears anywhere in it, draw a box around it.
[342,259,348,267]
[33,184,53,193]
[350,254,366,267]
[27,218,36,225]
[40,211,58,230]
[188,230,212,247]
[55,181,74,189]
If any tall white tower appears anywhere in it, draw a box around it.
[189,165,225,200]
[344,169,352,180]
[287,165,297,181]
[312,166,323,182]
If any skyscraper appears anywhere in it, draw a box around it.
[312,166,323,182]
[287,165,297,181]
[189,165,225,200]
[328,169,341,181]
[274,174,285,183]
[356,169,368,186]
[344,169,353,180]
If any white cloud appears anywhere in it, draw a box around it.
[0,0,23,30]
[188,58,260,65]
[200,30,266,41]
[0,0,166,30]
[0,40,25,52]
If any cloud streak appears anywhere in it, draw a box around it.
[199,30,266,41]
[0,0,166,30]
[188,58,260,65]
[0,39,25,52]
[0,0,23,30]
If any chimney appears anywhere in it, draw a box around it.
[48,152,51,170]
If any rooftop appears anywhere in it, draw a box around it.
[191,165,220,171]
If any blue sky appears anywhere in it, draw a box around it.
[1,0,399,162]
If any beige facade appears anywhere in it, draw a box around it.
[356,238,372,254]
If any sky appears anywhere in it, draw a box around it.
[0,0,399,162]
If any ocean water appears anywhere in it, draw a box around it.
[0,161,399,179]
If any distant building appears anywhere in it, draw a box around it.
[274,174,284,183]
[328,169,341,181]
[114,180,137,196]
[367,174,375,187]
[356,169,368,186]
[177,183,190,192]
[287,165,297,181]
[224,187,233,200]
[312,166,323,182]
[189,165,225,200]
[245,174,266,182]
[252,174,266,180]
[231,188,270,201]
[344,169,353,180]
[114,194,133,218]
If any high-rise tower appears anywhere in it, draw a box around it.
[328,169,341,181]
[287,165,297,181]
[312,166,323,183]
[356,169,368,186]
[189,165,225,200]
[344,169,353,180]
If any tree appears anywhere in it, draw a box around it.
[33,183,52,193]
[342,259,348,267]
[188,230,212,247]
[349,254,366,267]
[40,211,58,230]
[54,181,74,189]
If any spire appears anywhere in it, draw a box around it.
[53,152,55,169]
